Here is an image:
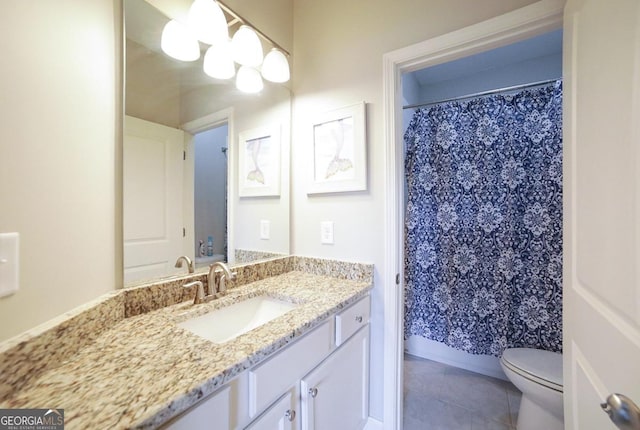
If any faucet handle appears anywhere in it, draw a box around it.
[217,271,237,296]
[183,281,205,304]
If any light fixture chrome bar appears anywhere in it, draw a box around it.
[227,17,241,27]
[403,78,560,110]
[217,0,291,57]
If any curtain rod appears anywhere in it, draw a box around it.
[402,78,561,110]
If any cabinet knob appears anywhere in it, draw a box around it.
[309,387,318,398]
[285,409,296,422]
[355,315,363,323]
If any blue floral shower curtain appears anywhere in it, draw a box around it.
[404,81,563,356]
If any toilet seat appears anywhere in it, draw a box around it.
[501,348,563,392]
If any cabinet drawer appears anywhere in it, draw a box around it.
[249,320,332,417]
[335,295,370,347]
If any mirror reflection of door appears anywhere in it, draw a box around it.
[123,115,186,284]
[193,124,228,269]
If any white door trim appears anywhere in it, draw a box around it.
[381,1,564,428]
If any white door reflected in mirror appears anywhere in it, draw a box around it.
[123,116,185,284]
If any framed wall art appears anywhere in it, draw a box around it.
[238,125,281,197]
[307,102,367,194]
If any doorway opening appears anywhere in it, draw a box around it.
[400,29,562,429]
[193,123,228,269]
[401,28,562,376]
[381,3,564,428]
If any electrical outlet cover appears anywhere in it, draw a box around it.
[260,220,270,240]
[320,221,334,244]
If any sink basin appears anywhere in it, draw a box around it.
[178,295,298,344]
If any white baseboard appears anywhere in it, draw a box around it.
[364,417,384,430]
[405,336,507,380]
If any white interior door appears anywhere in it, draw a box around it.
[123,115,185,284]
[564,0,640,428]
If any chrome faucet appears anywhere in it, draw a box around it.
[174,256,194,274]
[207,261,236,297]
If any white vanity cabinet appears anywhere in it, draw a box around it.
[300,308,370,430]
[161,294,370,430]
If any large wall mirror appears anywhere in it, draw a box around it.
[123,0,291,285]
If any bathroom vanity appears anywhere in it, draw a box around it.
[165,295,370,429]
[0,257,372,429]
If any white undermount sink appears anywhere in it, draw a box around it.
[178,295,298,344]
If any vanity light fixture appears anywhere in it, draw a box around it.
[203,39,235,79]
[160,19,200,62]
[261,48,290,83]
[236,65,264,93]
[188,0,228,45]
[160,0,291,93]
[231,25,264,68]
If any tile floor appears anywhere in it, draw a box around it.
[403,353,522,430]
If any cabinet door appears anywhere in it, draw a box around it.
[245,389,298,430]
[162,386,230,429]
[301,326,369,430]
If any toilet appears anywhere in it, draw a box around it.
[500,348,564,430]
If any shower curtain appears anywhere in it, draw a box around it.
[404,80,562,356]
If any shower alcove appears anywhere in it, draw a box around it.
[401,29,563,380]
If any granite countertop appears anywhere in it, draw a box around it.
[1,269,371,429]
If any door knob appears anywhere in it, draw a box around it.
[601,393,640,429]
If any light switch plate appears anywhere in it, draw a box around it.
[0,232,19,298]
[320,221,334,244]
[260,220,270,240]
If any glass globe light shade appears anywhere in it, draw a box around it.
[203,41,235,80]
[231,25,263,67]
[188,0,228,45]
[161,19,200,62]
[236,66,263,93]
[261,48,290,83]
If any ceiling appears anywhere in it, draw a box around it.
[409,29,563,87]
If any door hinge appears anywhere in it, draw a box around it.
[183,150,186,161]
[182,227,186,237]
[395,273,400,285]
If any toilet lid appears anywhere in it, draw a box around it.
[501,348,563,392]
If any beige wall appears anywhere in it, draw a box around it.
[291,0,540,420]
[0,0,120,341]
[126,38,182,128]
[232,91,292,258]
